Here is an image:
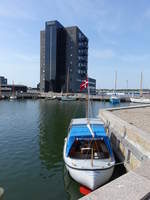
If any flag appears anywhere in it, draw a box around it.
[80,78,88,91]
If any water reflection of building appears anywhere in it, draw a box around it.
[38,101,71,170]
[38,101,85,170]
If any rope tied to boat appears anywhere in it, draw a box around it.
[114,160,130,166]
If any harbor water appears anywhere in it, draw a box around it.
[0,100,130,200]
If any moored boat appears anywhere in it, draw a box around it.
[130,72,150,104]
[130,97,150,104]
[10,81,17,100]
[10,95,17,100]
[47,95,56,100]
[110,71,120,104]
[63,118,115,190]
[61,96,77,101]
[110,95,120,104]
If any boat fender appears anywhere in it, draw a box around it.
[80,186,92,195]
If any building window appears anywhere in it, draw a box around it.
[78,32,82,39]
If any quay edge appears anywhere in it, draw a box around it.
[0,91,131,102]
[80,105,150,200]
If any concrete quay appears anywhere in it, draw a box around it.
[80,105,150,200]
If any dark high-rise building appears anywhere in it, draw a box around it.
[65,26,88,93]
[40,20,90,93]
[0,76,7,85]
[40,21,66,92]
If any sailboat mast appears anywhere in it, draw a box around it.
[12,81,15,96]
[66,67,69,93]
[140,72,143,97]
[114,71,117,94]
[87,76,90,118]
[0,82,1,98]
[85,75,90,118]
[0,82,2,99]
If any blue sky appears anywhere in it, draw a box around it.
[0,0,150,89]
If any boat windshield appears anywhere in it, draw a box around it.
[69,138,110,159]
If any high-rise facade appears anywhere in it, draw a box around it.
[40,21,66,92]
[40,20,90,93]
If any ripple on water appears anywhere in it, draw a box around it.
[0,100,129,200]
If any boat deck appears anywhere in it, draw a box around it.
[71,118,103,125]
[69,139,110,159]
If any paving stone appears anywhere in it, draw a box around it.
[79,171,150,200]
[134,159,150,180]
[113,107,150,134]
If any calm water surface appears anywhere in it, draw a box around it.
[0,100,130,200]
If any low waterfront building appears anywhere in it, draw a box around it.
[0,76,7,85]
[1,84,27,93]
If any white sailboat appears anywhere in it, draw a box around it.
[0,82,2,100]
[63,76,115,190]
[110,71,120,104]
[130,72,150,104]
[10,81,17,100]
[61,96,77,101]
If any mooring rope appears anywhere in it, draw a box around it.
[114,160,129,166]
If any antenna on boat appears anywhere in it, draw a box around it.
[66,67,69,94]
[0,81,1,99]
[114,71,117,94]
[12,80,15,96]
[140,72,143,97]
[87,76,90,118]
[85,75,90,118]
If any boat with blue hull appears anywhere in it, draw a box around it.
[110,95,120,104]
[63,118,115,190]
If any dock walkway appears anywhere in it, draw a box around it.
[80,105,150,200]
[113,106,150,133]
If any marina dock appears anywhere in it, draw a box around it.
[1,92,131,102]
[80,105,150,200]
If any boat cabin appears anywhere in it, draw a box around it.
[69,138,110,159]
[66,118,113,160]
